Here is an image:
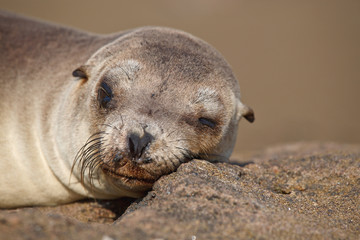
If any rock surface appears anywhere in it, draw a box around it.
[1,142,359,239]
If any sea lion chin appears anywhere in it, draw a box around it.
[0,11,254,208]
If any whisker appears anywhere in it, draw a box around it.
[171,152,184,164]
[174,146,198,161]
[101,123,120,131]
[166,129,178,138]
[70,131,107,189]
[168,138,199,145]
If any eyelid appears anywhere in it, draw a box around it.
[198,117,217,129]
[100,82,113,96]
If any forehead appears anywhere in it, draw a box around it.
[94,28,240,100]
[89,27,241,98]
[100,28,236,83]
[105,59,228,95]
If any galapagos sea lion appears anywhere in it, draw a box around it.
[0,11,254,208]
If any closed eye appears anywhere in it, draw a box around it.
[198,117,217,129]
[98,82,113,108]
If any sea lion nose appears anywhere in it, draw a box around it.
[128,131,153,161]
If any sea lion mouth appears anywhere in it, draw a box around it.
[100,163,157,186]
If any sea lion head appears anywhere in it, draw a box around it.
[70,27,254,197]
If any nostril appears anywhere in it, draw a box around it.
[128,133,139,158]
[128,132,153,160]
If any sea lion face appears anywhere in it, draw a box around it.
[72,27,254,195]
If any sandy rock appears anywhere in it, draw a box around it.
[0,142,359,239]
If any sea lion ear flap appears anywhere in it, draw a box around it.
[243,106,255,123]
[237,100,255,123]
[72,65,90,80]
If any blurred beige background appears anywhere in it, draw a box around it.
[1,0,359,155]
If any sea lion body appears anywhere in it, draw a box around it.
[0,12,254,208]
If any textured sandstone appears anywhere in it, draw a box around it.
[0,142,359,239]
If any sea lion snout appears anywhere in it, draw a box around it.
[102,121,157,165]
